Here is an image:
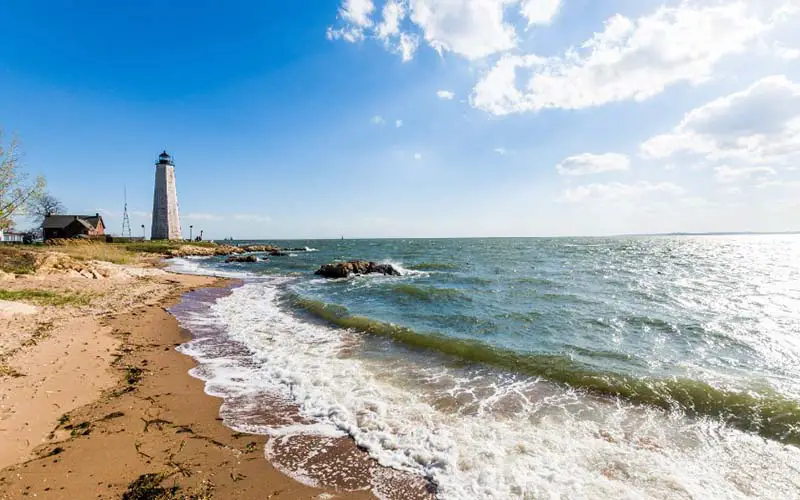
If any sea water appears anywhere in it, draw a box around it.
[169,236,800,499]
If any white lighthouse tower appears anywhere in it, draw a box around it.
[151,151,182,240]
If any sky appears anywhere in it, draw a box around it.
[1,0,799,239]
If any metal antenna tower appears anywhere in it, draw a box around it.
[122,186,132,238]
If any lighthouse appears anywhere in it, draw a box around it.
[151,151,182,240]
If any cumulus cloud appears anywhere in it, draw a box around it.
[714,165,777,183]
[493,147,507,155]
[641,75,800,168]
[410,0,517,59]
[414,152,423,160]
[437,90,455,100]
[556,153,630,176]
[559,181,685,203]
[327,0,562,61]
[341,0,375,27]
[377,0,404,39]
[395,119,404,127]
[520,0,561,26]
[371,114,386,125]
[471,2,774,114]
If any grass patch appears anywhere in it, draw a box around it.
[0,247,37,274]
[121,240,217,254]
[55,243,135,264]
[0,289,92,307]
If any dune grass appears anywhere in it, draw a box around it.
[120,240,217,254]
[53,244,136,264]
[0,289,93,307]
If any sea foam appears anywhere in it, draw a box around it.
[173,277,800,499]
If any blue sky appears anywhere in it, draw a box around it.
[2,0,799,239]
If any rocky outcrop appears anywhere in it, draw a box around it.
[314,261,401,279]
[225,254,259,263]
[240,244,280,253]
[165,245,244,258]
[269,251,289,257]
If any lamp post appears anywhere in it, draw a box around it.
[189,225,194,241]
[141,224,146,239]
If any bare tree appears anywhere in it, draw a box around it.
[29,192,66,221]
[0,131,45,229]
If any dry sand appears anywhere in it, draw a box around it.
[0,257,372,499]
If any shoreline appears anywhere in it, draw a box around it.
[0,258,366,499]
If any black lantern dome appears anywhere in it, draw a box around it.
[156,150,174,166]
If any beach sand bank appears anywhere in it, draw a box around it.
[0,257,374,499]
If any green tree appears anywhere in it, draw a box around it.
[0,131,45,229]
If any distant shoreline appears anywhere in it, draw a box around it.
[222,231,800,241]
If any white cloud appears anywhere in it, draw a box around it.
[326,26,366,43]
[556,153,630,176]
[377,0,404,39]
[471,2,770,115]
[414,152,423,160]
[395,119,404,128]
[131,211,151,218]
[520,0,561,26]
[560,181,685,203]
[641,75,800,169]
[96,208,120,217]
[410,0,518,59]
[774,42,800,60]
[493,147,507,155]
[437,90,455,100]
[341,0,375,27]
[714,165,777,183]
[397,32,420,61]
[371,114,386,125]
[327,0,561,61]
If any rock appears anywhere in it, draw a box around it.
[240,244,280,253]
[269,251,289,257]
[225,255,258,263]
[34,252,112,279]
[314,261,401,279]
[166,245,244,258]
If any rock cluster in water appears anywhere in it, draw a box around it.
[225,254,259,263]
[314,261,401,278]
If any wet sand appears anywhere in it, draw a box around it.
[0,262,370,499]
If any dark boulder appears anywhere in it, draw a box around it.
[225,254,259,263]
[314,261,401,278]
[269,251,289,257]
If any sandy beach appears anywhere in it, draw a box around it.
[0,249,373,499]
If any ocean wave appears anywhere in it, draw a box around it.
[390,284,472,303]
[174,279,800,499]
[288,295,800,446]
[407,262,460,271]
